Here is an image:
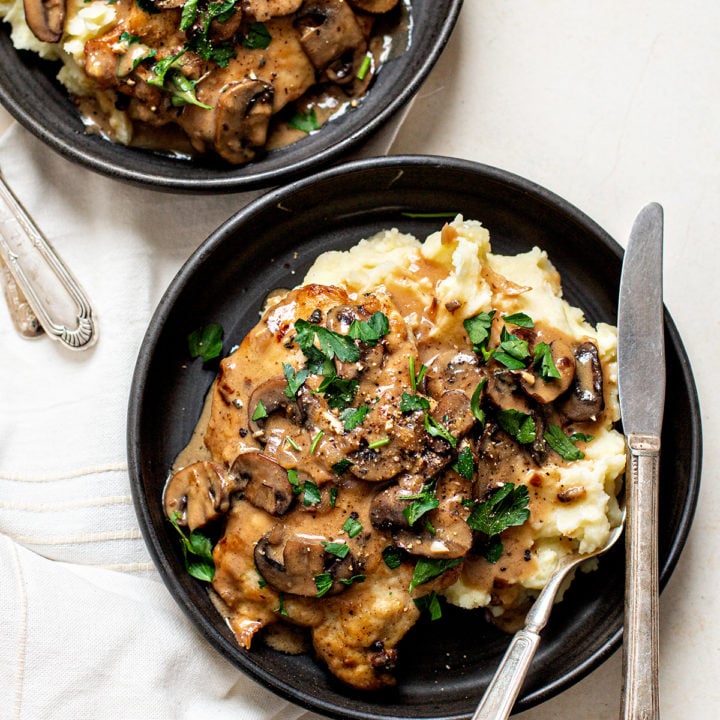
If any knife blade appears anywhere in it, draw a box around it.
[617,202,665,720]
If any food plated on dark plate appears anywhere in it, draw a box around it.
[128,156,701,719]
[0,0,462,191]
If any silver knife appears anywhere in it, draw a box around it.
[617,202,665,720]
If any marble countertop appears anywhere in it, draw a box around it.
[0,1,716,718]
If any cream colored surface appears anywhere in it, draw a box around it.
[0,1,717,719]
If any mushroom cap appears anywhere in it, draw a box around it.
[23,0,66,43]
[229,450,295,516]
[254,525,358,597]
[163,461,231,531]
[558,341,605,422]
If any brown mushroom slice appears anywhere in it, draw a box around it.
[295,0,366,72]
[254,525,357,596]
[431,389,476,440]
[485,369,533,414]
[374,474,473,559]
[347,0,399,13]
[558,341,605,421]
[229,450,295,516]
[164,461,231,531]
[519,339,576,404]
[248,376,304,437]
[214,79,275,165]
[23,0,66,43]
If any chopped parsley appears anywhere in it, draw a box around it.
[187,322,223,361]
[470,379,487,424]
[168,511,215,582]
[533,341,561,380]
[402,483,439,526]
[323,541,350,559]
[493,326,531,369]
[409,557,462,593]
[242,21,271,49]
[340,404,369,431]
[496,408,537,445]
[342,515,363,538]
[251,400,268,422]
[452,446,475,480]
[288,108,321,133]
[424,413,457,448]
[408,355,428,393]
[467,483,531,562]
[282,362,309,398]
[544,424,586,461]
[503,312,534,328]
[347,311,389,345]
[332,458,353,475]
[464,311,494,354]
[399,391,430,413]
[315,573,334,598]
[382,545,404,569]
[413,591,443,620]
[367,436,391,450]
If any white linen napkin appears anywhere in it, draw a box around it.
[0,112,407,719]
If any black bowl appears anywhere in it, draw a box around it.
[0,1,462,192]
[128,155,702,719]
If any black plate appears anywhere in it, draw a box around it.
[0,1,462,193]
[128,156,702,719]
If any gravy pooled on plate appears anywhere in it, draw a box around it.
[164,217,625,689]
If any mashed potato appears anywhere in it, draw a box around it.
[305,215,625,616]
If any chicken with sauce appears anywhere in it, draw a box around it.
[163,218,625,690]
[18,0,402,162]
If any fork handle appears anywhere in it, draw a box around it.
[472,629,541,720]
[620,433,661,720]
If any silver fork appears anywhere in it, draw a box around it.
[472,505,627,720]
[0,169,96,350]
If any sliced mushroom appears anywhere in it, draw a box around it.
[424,348,485,398]
[229,450,295,515]
[558,341,605,421]
[248,376,303,436]
[485,369,533,414]
[164,461,231,531]
[23,0,66,43]
[348,443,405,482]
[295,0,367,72]
[431,389,476,440]
[519,339,576,404]
[254,524,358,596]
[325,304,385,379]
[214,79,275,164]
[374,473,473,559]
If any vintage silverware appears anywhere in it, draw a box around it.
[471,507,627,720]
[0,168,96,349]
[617,202,665,720]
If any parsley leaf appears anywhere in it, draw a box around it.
[342,515,363,538]
[251,399,268,421]
[283,362,309,398]
[294,319,360,363]
[316,375,359,409]
[242,21,271,49]
[503,312,534,328]
[496,408,537,445]
[347,311,389,345]
[467,483,530,537]
[332,458,353,475]
[382,545,404,569]
[340,404,369,431]
[452,446,475,480]
[187,322,223,361]
[470,379,487,424]
[323,541,350,559]
[301,480,321,506]
[315,572,334,597]
[544,424,585,461]
[424,412,457,448]
[400,392,430,413]
[409,356,428,393]
[338,574,366,587]
[288,108,320,133]
[413,591,443,620]
[402,483,439,526]
[464,311,495,353]
[168,511,215,582]
[409,557,462,592]
[180,0,199,30]
[533,341,561,380]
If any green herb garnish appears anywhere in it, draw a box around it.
[168,511,215,582]
[402,483,439,526]
[533,341,561,380]
[464,311,495,354]
[347,311,389,345]
[356,53,372,80]
[424,413,457,448]
[399,391,430,413]
[251,399,268,422]
[544,424,585,461]
[413,591,443,620]
[242,21,271,49]
[187,322,223,361]
[503,312,534,328]
[283,362,309,398]
[340,404,369,431]
[467,483,531,537]
[323,541,350,559]
[470,379,487,424]
[309,430,324,454]
[382,545,404,569]
[496,408,537,445]
[288,108,321,133]
[342,515,363,538]
[314,573,334,597]
[452,446,475,480]
[409,557,462,592]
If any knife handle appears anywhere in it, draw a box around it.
[620,432,661,720]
